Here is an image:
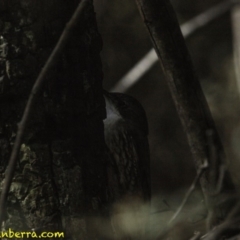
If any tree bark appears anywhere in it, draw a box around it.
[0,0,108,239]
[135,0,236,228]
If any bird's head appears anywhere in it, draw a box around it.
[103,90,148,135]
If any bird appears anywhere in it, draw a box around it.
[103,90,151,239]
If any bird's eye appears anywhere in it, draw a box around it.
[120,101,128,109]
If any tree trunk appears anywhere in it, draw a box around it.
[0,0,109,239]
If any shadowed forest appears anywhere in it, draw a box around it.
[1,0,240,239]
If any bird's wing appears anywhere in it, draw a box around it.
[105,120,151,239]
[106,119,150,202]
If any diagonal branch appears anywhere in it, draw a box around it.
[0,0,91,225]
[134,0,236,227]
[111,0,234,93]
[168,159,208,224]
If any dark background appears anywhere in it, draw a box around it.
[94,1,240,235]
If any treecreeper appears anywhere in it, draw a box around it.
[103,90,151,239]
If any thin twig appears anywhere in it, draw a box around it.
[203,217,240,240]
[111,0,235,93]
[203,201,240,239]
[231,2,240,95]
[226,234,240,240]
[206,129,218,189]
[0,0,91,225]
[210,164,226,196]
[168,160,208,224]
[206,129,226,196]
[189,231,201,240]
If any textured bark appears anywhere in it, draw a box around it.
[0,0,108,239]
[135,0,236,227]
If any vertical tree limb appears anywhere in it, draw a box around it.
[135,0,236,226]
[0,1,112,238]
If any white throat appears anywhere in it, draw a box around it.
[104,96,121,125]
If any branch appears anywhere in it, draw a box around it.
[111,0,235,93]
[231,2,240,94]
[189,232,201,240]
[168,159,208,224]
[0,0,91,225]
[202,218,240,240]
[203,202,240,239]
[134,0,236,226]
